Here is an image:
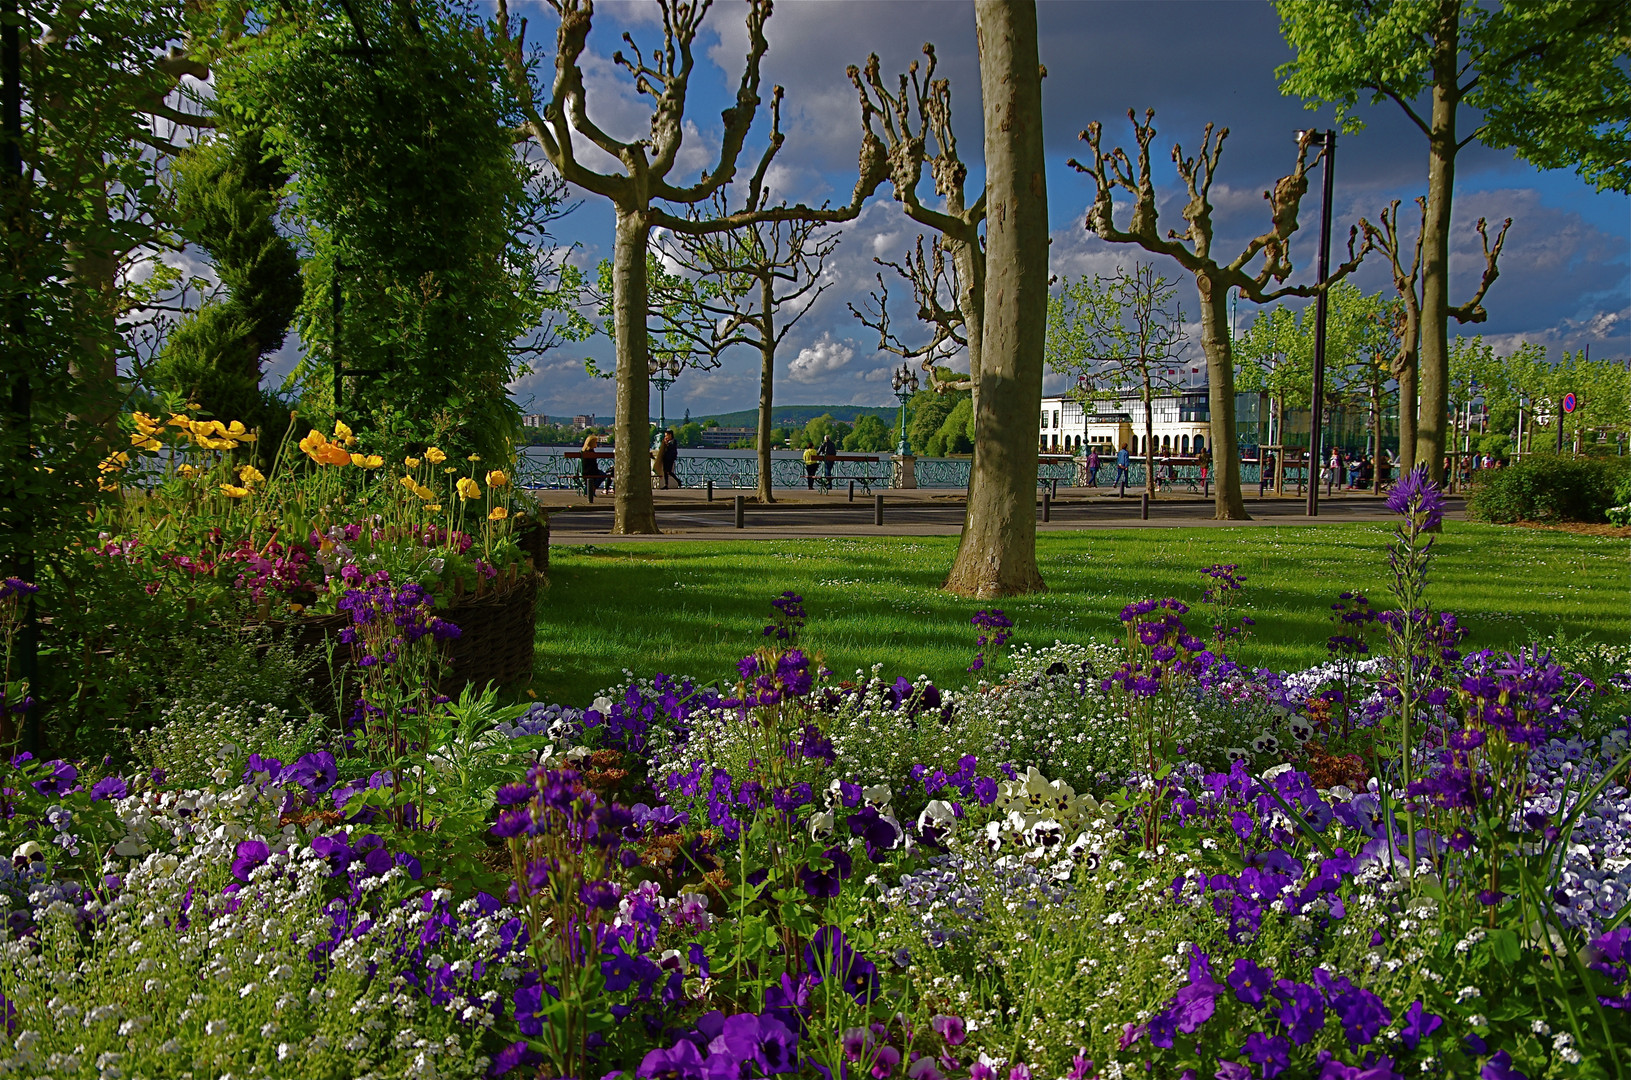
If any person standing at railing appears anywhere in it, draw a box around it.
[819,433,837,492]
[803,445,819,490]
[582,432,605,500]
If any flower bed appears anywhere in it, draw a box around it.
[2,471,1629,1080]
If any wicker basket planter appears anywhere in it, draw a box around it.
[268,572,540,702]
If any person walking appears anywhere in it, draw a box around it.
[581,432,605,501]
[802,443,819,490]
[1115,443,1130,497]
[1085,446,1100,488]
[1259,449,1275,497]
[818,433,837,492]
[1195,445,1212,497]
[658,429,681,489]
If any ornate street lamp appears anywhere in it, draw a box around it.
[891,363,920,457]
[649,355,682,439]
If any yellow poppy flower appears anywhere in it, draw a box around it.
[227,420,249,437]
[488,506,509,521]
[220,484,250,498]
[238,464,265,485]
[467,454,481,463]
[98,451,129,474]
[350,453,367,467]
[424,447,447,465]
[416,484,437,502]
[334,419,354,442]
[177,463,199,478]
[133,412,163,435]
[167,413,192,429]
[316,443,351,467]
[399,475,419,493]
[362,455,383,468]
[456,477,481,501]
[130,432,163,452]
[485,469,509,489]
[404,456,421,469]
[444,467,457,475]
[298,429,327,460]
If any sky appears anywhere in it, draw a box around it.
[471,2,1630,418]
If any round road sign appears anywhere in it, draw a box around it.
[1562,392,1577,413]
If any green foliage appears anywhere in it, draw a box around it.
[676,421,705,448]
[842,415,893,452]
[221,0,577,464]
[797,413,851,450]
[1465,454,1631,524]
[925,397,974,456]
[128,699,324,789]
[905,386,966,455]
[152,128,302,448]
[1275,0,1631,193]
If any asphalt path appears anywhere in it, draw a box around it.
[543,490,1457,542]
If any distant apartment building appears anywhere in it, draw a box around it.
[699,426,756,448]
[521,414,549,428]
[572,415,596,431]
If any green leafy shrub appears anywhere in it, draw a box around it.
[1608,470,1631,526]
[1464,453,1630,523]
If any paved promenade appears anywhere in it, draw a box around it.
[534,485,1462,542]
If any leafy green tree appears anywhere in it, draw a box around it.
[152,128,301,449]
[1236,305,1311,469]
[675,422,703,449]
[927,397,975,456]
[1276,0,1628,480]
[795,414,851,451]
[1048,263,1188,496]
[842,415,892,452]
[223,0,577,466]
[905,389,959,455]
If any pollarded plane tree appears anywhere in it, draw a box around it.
[849,2,1051,598]
[1071,113,1369,520]
[659,190,840,505]
[1362,197,1509,473]
[849,233,973,400]
[494,0,881,534]
[1276,0,1628,482]
[1045,263,1190,497]
[847,47,986,419]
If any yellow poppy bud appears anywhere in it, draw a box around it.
[334,420,353,442]
[456,477,481,501]
[444,467,457,475]
[485,470,509,489]
[427,504,442,511]
[488,506,509,521]
[404,456,421,469]
[220,484,250,498]
[467,454,481,463]
[424,447,447,465]
[238,464,265,484]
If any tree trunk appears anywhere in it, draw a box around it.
[65,184,121,435]
[951,235,985,509]
[611,207,657,534]
[1197,274,1248,519]
[1415,0,1460,485]
[1142,375,1155,496]
[756,272,775,504]
[945,0,1046,598]
[1396,350,1417,474]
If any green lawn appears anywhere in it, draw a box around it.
[530,522,1629,706]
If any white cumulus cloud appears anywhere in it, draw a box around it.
[787,334,855,382]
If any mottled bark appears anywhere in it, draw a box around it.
[1198,275,1247,518]
[1416,0,1460,484]
[611,208,656,534]
[944,0,1046,598]
[1141,374,1155,496]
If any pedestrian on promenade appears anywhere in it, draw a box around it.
[581,432,605,501]
[1086,446,1100,487]
[1195,445,1211,496]
[659,429,681,489]
[1259,450,1275,497]
[1115,443,1130,497]
[818,433,837,492]
[802,444,819,490]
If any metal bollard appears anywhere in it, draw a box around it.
[873,494,884,526]
[1050,478,1059,499]
[734,495,745,529]
[1042,493,1051,522]
[848,480,855,501]
[706,479,713,501]
[1140,492,1150,520]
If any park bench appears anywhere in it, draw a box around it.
[816,454,885,494]
[1037,454,1074,489]
[564,449,616,500]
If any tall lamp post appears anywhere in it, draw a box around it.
[1298,128,1336,517]
[648,355,681,443]
[891,363,919,456]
